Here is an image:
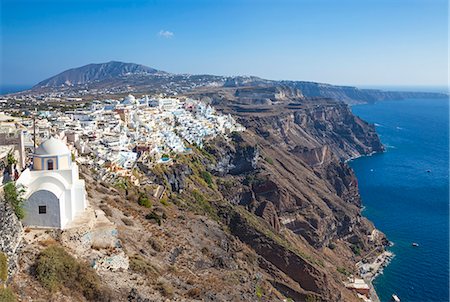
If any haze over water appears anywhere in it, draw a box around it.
[350,98,449,302]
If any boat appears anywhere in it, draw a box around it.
[392,294,401,301]
[412,243,419,247]
[426,169,431,173]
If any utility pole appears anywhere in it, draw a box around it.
[33,115,36,151]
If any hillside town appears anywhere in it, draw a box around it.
[0,94,245,185]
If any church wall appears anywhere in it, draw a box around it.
[61,190,71,228]
[22,190,62,228]
[33,157,42,170]
[58,155,70,170]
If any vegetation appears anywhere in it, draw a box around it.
[0,252,7,282]
[0,287,17,302]
[138,193,152,208]
[159,197,169,206]
[255,284,263,299]
[191,189,217,219]
[148,238,163,252]
[4,182,24,219]
[236,206,323,266]
[157,279,174,298]
[351,244,361,256]
[306,294,318,302]
[337,266,350,276]
[145,211,166,226]
[35,245,108,301]
[264,157,274,165]
[200,171,213,187]
[129,256,160,278]
[6,153,17,168]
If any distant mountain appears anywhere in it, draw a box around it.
[34,61,166,88]
[29,61,448,104]
[279,81,448,104]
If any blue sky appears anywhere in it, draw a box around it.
[1,0,448,86]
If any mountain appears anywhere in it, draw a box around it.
[34,61,166,88]
[28,61,448,104]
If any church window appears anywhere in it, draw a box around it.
[38,206,46,214]
[48,160,54,170]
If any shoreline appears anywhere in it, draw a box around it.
[359,250,395,302]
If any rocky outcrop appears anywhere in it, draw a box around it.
[0,201,23,280]
[224,207,342,302]
[204,89,385,252]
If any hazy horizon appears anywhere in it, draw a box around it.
[1,0,448,87]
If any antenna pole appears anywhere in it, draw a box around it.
[33,115,36,150]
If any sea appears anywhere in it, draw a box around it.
[350,97,449,302]
[0,85,31,95]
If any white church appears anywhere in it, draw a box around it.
[17,137,87,229]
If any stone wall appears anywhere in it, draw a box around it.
[0,201,23,280]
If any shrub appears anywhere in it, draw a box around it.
[145,211,163,225]
[157,279,174,298]
[35,245,106,301]
[255,284,263,299]
[4,182,24,219]
[328,242,336,250]
[138,194,152,208]
[129,256,160,278]
[148,238,163,252]
[265,157,274,165]
[306,294,318,302]
[337,267,350,276]
[160,196,170,206]
[351,244,361,256]
[0,287,17,302]
[191,190,216,219]
[7,153,16,167]
[200,171,213,187]
[0,252,7,282]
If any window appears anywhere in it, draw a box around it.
[47,160,54,170]
[38,206,46,214]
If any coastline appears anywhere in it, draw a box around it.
[347,148,391,302]
[359,250,395,302]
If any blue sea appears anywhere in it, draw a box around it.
[0,85,31,95]
[350,98,449,302]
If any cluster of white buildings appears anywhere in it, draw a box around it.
[19,95,244,181]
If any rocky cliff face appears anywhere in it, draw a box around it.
[0,201,23,280]
[179,86,387,300]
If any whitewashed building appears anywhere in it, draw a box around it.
[17,138,87,229]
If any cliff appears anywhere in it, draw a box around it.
[5,86,389,302]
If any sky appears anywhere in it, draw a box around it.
[0,0,448,87]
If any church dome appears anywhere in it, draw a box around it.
[35,138,71,156]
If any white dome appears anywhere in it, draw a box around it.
[122,94,136,105]
[35,138,71,156]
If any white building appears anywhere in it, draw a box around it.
[17,138,87,229]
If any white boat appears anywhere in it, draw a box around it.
[392,294,400,302]
[412,242,419,247]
